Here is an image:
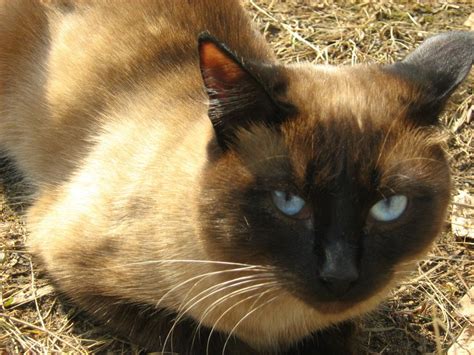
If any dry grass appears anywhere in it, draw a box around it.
[1,1,473,353]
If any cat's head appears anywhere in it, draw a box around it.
[197,32,472,312]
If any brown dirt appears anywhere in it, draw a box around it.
[1,1,473,353]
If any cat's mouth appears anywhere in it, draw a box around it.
[285,272,393,314]
[302,290,361,313]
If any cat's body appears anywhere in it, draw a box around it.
[0,1,472,353]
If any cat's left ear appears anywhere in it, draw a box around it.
[387,31,473,125]
[198,33,290,150]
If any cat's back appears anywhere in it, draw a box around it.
[0,0,272,184]
[1,0,272,104]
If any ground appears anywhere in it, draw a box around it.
[0,1,472,354]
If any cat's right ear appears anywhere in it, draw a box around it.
[386,31,473,125]
[198,33,290,150]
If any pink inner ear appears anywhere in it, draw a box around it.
[200,41,245,87]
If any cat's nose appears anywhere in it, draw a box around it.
[319,271,358,296]
[319,240,359,296]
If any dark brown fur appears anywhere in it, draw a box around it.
[0,0,472,353]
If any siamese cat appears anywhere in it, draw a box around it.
[0,0,472,353]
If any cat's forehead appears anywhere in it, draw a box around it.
[281,63,419,128]
[280,122,446,200]
[236,64,444,192]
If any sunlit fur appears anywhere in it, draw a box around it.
[0,1,466,353]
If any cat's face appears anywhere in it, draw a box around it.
[197,32,471,312]
[199,63,451,311]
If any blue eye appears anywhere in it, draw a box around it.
[370,195,408,222]
[272,190,306,216]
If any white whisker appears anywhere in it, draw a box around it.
[206,286,279,355]
[191,280,278,349]
[221,294,280,355]
[155,266,266,310]
[162,273,273,352]
[91,259,269,270]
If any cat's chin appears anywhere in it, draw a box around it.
[310,300,359,314]
[287,294,374,319]
[285,280,388,315]
[185,280,396,352]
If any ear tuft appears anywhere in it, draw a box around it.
[198,33,289,150]
[386,31,473,124]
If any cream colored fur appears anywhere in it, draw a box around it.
[0,1,449,351]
